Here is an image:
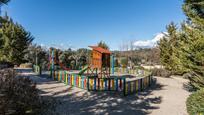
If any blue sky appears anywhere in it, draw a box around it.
[3,0,186,50]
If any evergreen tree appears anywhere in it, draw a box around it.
[0,0,10,16]
[24,44,48,70]
[183,0,204,30]
[180,24,204,89]
[181,0,204,89]
[0,16,34,65]
[98,40,109,49]
[159,0,204,89]
[0,0,10,5]
[159,22,185,74]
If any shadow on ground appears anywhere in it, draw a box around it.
[41,79,164,115]
[17,69,165,115]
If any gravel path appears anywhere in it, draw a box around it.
[19,69,190,115]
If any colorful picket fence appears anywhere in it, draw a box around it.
[52,70,87,89]
[66,74,87,89]
[87,77,125,92]
[51,70,153,96]
[124,75,152,96]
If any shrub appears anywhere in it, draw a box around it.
[152,68,171,77]
[120,57,128,67]
[0,69,56,114]
[19,63,33,68]
[186,89,204,115]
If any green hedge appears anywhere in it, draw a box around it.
[186,89,204,115]
[152,68,171,77]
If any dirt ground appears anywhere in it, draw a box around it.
[18,69,190,115]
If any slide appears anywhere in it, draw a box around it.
[78,65,89,75]
[58,62,70,71]
[54,60,70,71]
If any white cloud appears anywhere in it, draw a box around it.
[133,32,167,48]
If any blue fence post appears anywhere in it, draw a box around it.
[105,79,107,90]
[94,78,96,91]
[115,78,118,91]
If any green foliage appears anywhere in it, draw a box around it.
[159,22,186,74]
[152,68,172,78]
[180,24,204,90]
[0,0,10,5]
[97,40,109,50]
[0,16,34,65]
[114,58,119,67]
[159,0,204,90]
[182,0,204,30]
[186,89,204,115]
[131,56,141,65]
[181,0,204,90]
[25,44,49,70]
[57,48,90,69]
[120,57,128,67]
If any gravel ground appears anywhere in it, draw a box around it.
[18,69,190,115]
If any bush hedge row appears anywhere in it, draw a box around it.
[186,89,204,115]
[0,69,57,115]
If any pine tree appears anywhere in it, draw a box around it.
[0,16,34,65]
[159,22,186,74]
[159,33,171,70]
[98,41,109,49]
[0,0,10,5]
[181,0,204,89]
[159,0,204,89]
[182,0,204,30]
[181,25,204,89]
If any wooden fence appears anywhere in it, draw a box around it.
[51,70,153,96]
[124,75,152,96]
[87,77,125,92]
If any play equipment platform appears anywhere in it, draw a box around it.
[48,46,153,96]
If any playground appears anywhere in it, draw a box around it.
[33,46,154,96]
[27,46,190,114]
[18,69,190,115]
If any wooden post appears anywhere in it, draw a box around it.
[98,78,100,90]
[108,79,111,90]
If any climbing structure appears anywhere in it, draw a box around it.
[49,46,112,78]
[89,46,111,78]
[49,48,70,77]
[48,46,153,96]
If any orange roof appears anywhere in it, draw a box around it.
[89,46,111,54]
